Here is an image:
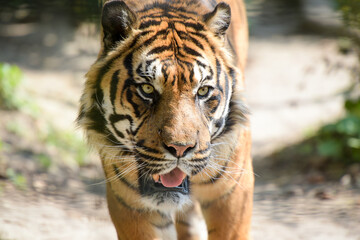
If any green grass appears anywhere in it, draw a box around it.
[36,153,52,170]
[0,62,89,180]
[6,121,26,137]
[6,168,27,190]
[42,126,89,167]
[0,63,23,110]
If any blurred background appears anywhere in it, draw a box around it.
[0,0,359,239]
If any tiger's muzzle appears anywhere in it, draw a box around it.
[139,167,190,196]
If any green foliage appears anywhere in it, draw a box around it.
[316,97,360,164]
[336,0,360,29]
[345,98,360,118]
[337,37,353,54]
[6,121,26,137]
[6,168,27,189]
[43,127,88,167]
[0,63,23,109]
[36,153,52,170]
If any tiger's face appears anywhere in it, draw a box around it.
[79,1,246,210]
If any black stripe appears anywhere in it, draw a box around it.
[215,58,223,93]
[148,45,173,55]
[143,30,167,47]
[177,59,193,69]
[136,140,161,154]
[183,46,201,57]
[208,94,221,114]
[124,52,133,76]
[132,116,147,136]
[211,118,225,139]
[107,133,124,146]
[96,30,152,91]
[186,31,215,54]
[214,99,248,140]
[85,102,108,134]
[195,59,206,69]
[195,144,211,155]
[136,62,154,81]
[186,35,205,52]
[120,52,134,106]
[126,88,141,118]
[181,21,205,31]
[180,72,186,84]
[189,67,194,83]
[194,156,230,185]
[113,191,146,213]
[177,220,191,227]
[139,20,162,29]
[110,70,120,107]
[190,156,209,163]
[109,114,133,125]
[191,164,207,175]
[228,67,237,89]
[201,183,238,209]
[135,152,166,167]
[109,114,132,139]
[152,221,173,229]
[120,78,133,107]
[215,72,231,137]
[224,72,230,104]
[161,63,169,83]
[128,30,153,49]
[112,165,139,192]
[177,31,204,50]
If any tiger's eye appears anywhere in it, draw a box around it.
[197,86,209,96]
[141,84,154,94]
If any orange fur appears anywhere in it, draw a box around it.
[78,0,253,239]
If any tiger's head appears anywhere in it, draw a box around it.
[78,0,248,210]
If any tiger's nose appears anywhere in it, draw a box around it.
[164,143,196,158]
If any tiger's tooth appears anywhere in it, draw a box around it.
[152,174,160,182]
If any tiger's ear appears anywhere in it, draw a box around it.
[203,2,231,38]
[101,0,137,52]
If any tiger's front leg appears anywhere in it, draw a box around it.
[106,183,178,240]
[175,201,208,240]
[192,130,254,240]
[200,180,253,240]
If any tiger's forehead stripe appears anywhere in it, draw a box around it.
[89,1,235,139]
[95,7,220,98]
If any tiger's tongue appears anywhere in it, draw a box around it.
[160,168,186,188]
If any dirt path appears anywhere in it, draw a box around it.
[247,35,360,240]
[1,35,359,240]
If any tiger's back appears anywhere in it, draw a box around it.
[78,0,253,239]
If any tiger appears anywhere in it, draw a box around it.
[77,0,253,239]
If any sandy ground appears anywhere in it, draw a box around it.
[1,1,360,239]
[248,36,360,240]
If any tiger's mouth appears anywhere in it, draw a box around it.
[139,167,190,196]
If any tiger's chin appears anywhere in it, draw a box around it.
[139,171,192,211]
